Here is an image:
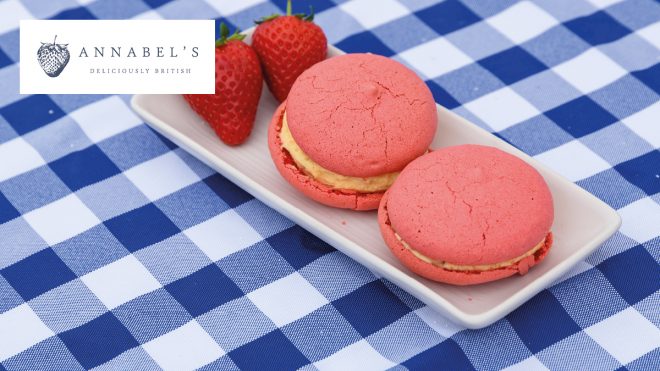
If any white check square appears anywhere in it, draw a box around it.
[414,306,464,338]
[398,38,472,79]
[534,141,610,182]
[124,152,199,201]
[72,96,143,143]
[184,210,262,261]
[553,49,627,94]
[0,137,45,183]
[81,255,161,309]
[314,340,395,371]
[143,320,224,370]
[617,198,660,243]
[247,272,328,327]
[132,10,164,20]
[464,87,540,131]
[1,1,34,35]
[340,0,409,29]
[487,1,558,44]
[205,0,265,15]
[23,194,100,246]
[623,102,660,148]
[637,22,660,50]
[0,304,54,362]
[585,308,660,364]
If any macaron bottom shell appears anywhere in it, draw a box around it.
[378,191,553,285]
[268,102,383,210]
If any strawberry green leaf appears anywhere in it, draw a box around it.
[216,22,244,47]
[255,14,280,24]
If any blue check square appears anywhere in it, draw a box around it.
[632,63,660,95]
[166,264,243,317]
[1,248,76,301]
[271,0,335,13]
[614,150,660,195]
[0,95,65,135]
[426,81,461,109]
[565,11,631,46]
[415,0,480,35]
[402,339,475,370]
[229,330,309,371]
[50,6,97,19]
[336,31,395,56]
[204,173,253,208]
[142,0,173,8]
[0,48,12,69]
[267,225,335,270]
[49,145,121,191]
[332,280,411,337]
[59,312,138,369]
[564,11,631,45]
[598,245,660,305]
[545,96,618,138]
[479,46,546,85]
[104,204,180,252]
[508,290,581,353]
[0,192,19,224]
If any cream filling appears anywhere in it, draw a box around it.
[394,231,546,272]
[280,112,399,193]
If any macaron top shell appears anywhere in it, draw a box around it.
[386,145,554,266]
[286,53,437,178]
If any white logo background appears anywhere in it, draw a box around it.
[20,20,215,94]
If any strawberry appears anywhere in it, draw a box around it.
[252,0,327,102]
[184,24,263,146]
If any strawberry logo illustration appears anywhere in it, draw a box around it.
[37,35,70,77]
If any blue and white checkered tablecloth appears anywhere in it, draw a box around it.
[1,0,659,369]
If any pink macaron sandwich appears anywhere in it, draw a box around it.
[378,145,554,285]
[268,53,437,210]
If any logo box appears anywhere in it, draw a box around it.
[20,20,215,94]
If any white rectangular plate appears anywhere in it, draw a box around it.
[131,34,620,329]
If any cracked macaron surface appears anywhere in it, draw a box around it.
[285,53,437,178]
[379,145,554,285]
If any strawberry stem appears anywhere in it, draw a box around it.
[286,0,292,16]
[216,22,245,47]
[53,35,57,45]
